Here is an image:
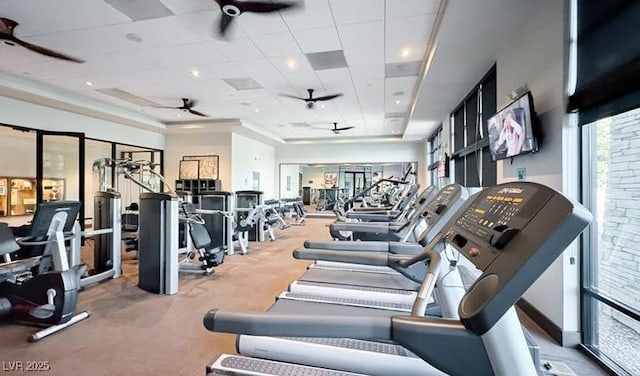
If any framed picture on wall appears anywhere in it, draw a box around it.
[182,155,219,180]
[179,160,200,179]
[324,173,338,187]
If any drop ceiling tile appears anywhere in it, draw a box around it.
[103,0,174,21]
[0,0,131,36]
[281,0,334,31]
[212,37,264,61]
[158,0,216,14]
[338,21,384,66]
[385,15,434,63]
[251,32,301,58]
[111,42,230,72]
[293,27,342,54]
[268,55,313,74]
[350,64,385,82]
[386,0,439,19]
[328,0,384,25]
[237,13,290,36]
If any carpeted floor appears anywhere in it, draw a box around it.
[0,218,606,375]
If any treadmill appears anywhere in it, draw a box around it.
[328,186,435,242]
[286,184,472,306]
[204,181,593,376]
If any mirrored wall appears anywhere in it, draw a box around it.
[279,162,416,212]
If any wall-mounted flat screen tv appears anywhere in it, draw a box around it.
[487,92,538,161]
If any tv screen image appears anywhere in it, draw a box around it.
[487,93,537,161]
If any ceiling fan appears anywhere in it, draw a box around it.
[312,122,355,134]
[280,88,343,109]
[155,98,208,117]
[214,0,299,37]
[0,18,85,63]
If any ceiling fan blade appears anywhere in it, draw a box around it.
[185,99,198,108]
[278,93,307,101]
[313,93,343,102]
[188,109,208,117]
[334,126,355,131]
[218,13,235,36]
[0,18,18,34]
[11,37,85,63]
[153,106,183,109]
[240,1,297,13]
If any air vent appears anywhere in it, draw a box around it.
[305,50,348,71]
[385,61,421,78]
[223,77,263,90]
[385,112,406,119]
[103,0,174,21]
[289,122,311,128]
[95,88,162,107]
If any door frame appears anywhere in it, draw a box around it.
[37,130,86,231]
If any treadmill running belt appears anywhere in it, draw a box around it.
[294,281,415,295]
[216,355,365,375]
[283,337,419,357]
[269,298,406,317]
[280,292,412,312]
[300,268,420,291]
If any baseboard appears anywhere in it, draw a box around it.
[517,298,581,347]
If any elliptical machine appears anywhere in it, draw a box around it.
[0,201,90,342]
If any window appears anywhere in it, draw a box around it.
[582,109,640,375]
[427,126,446,189]
[572,1,640,374]
[450,66,497,187]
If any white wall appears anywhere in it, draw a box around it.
[164,132,232,191]
[231,133,276,198]
[0,96,164,149]
[276,142,426,191]
[279,164,301,198]
[495,0,577,335]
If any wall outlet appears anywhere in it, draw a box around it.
[517,168,527,181]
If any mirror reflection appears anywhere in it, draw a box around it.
[279,162,416,213]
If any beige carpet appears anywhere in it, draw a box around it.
[0,218,605,375]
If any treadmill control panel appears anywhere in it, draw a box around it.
[446,185,551,269]
[437,182,592,335]
[423,184,461,224]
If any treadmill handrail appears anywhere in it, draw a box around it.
[293,249,390,266]
[203,310,393,340]
[342,178,411,211]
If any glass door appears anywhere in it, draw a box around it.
[38,132,85,229]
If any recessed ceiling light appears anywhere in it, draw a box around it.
[254,108,260,113]
[394,100,401,105]
[391,130,396,134]
[401,47,412,58]
[85,80,94,86]
[320,104,325,109]
[190,69,201,77]
[176,113,182,117]
[286,58,297,70]
[126,33,143,43]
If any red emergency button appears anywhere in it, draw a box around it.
[469,248,480,257]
